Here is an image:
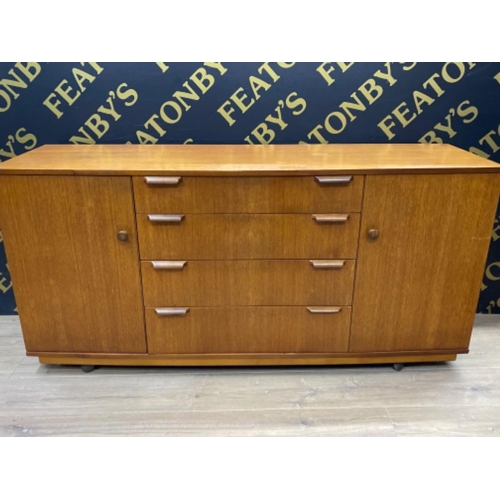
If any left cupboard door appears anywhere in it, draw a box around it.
[0,176,147,354]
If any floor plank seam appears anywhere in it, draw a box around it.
[384,407,400,437]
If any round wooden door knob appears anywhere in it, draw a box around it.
[368,229,379,240]
[117,230,129,242]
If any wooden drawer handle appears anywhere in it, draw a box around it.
[155,307,189,316]
[147,214,185,223]
[315,176,352,185]
[307,307,341,314]
[145,176,182,185]
[151,261,187,270]
[312,214,349,223]
[310,260,345,269]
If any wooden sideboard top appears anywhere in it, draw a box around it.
[1,144,499,176]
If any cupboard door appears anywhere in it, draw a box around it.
[350,174,500,352]
[0,176,146,353]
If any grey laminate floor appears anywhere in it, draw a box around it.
[1,315,499,436]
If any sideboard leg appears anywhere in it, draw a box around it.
[393,363,404,371]
[81,365,96,373]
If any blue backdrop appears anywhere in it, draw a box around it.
[1,62,500,314]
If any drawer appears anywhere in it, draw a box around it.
[142,259,355,306]
[133,175,363,213]
[137,213,360,260]
[146,306,351,354]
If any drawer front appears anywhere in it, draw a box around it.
[142,259,355,306]
[137,213,360,260]
[146,306,351,354]
[133,175,363,213]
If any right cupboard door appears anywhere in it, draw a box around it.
[350,174,500,353]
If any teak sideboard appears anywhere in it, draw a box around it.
[1,144,499,371]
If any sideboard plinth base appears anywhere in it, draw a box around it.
[37,353,458,368]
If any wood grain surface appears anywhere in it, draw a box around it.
[133,175,363,213]
[145,306,351,354]
[137,213,360,260]
[0,176,146,353]
[1,144,498,176]
[141,259,355,306]
[2,145,499,372]
[351,173,500,352]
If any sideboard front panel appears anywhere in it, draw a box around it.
[0,176,147,353]
[137,213,360,260]
[141,259,356,306]
[146,306,351,354]
[133,175,364,214]
[350,173,500,352]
